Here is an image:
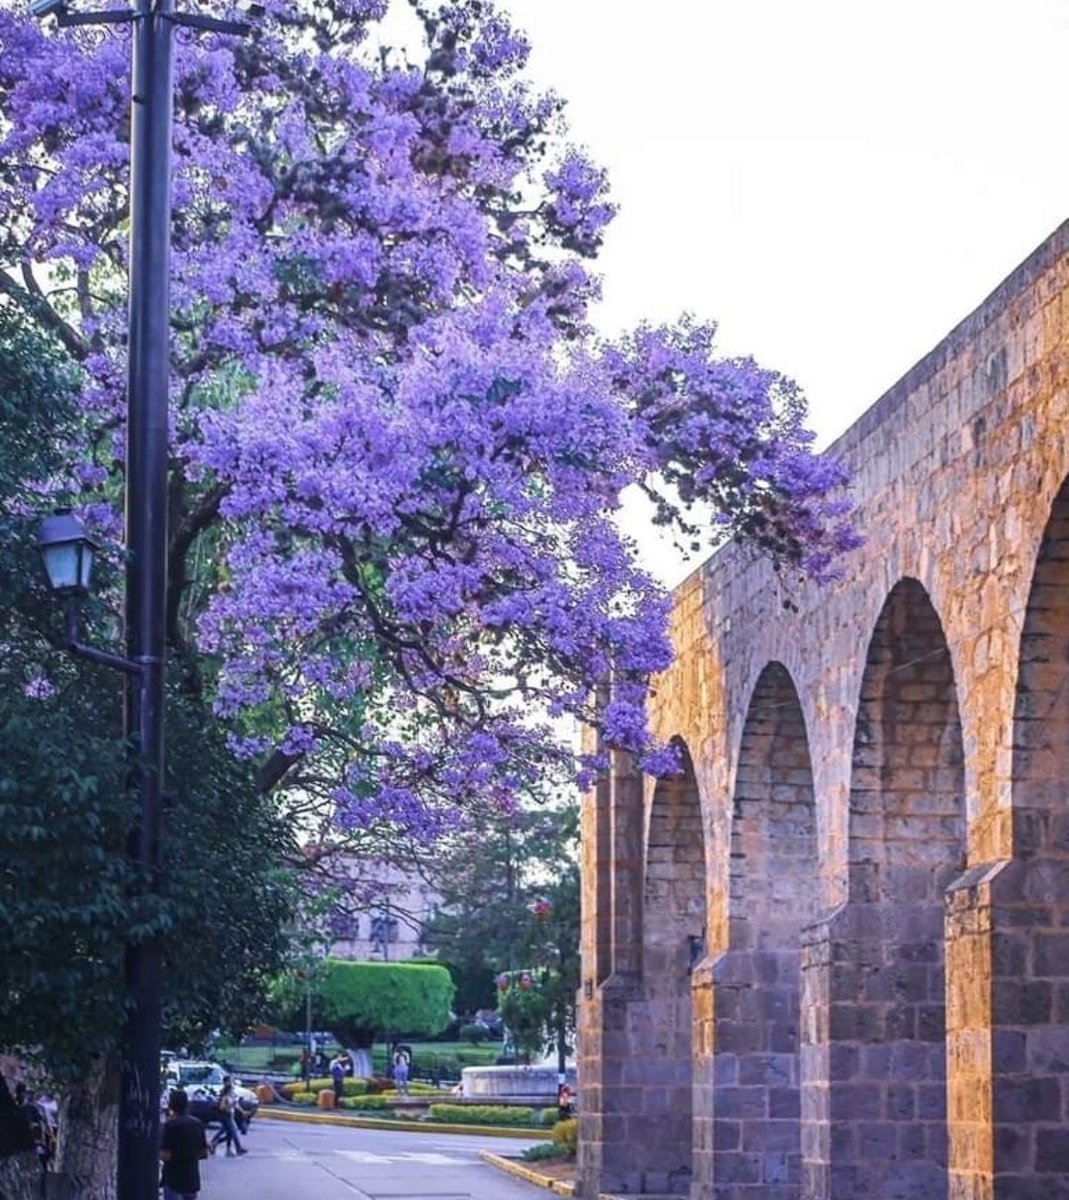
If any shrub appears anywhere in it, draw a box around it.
[521,1142,568,1163]
[552,1118,578,1156]
[317,960,455,1046]
[290,1091,317,1105]
[300,1077,369,1096]
[339,1095,395,1111]
[428,1104,539,1127]
[459,1022,488,1045]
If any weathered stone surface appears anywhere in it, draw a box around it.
[578,219,1069,1200]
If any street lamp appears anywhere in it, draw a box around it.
[36,510,97,596]
[37,510,149,677]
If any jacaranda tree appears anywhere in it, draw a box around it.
[0,0,857,852]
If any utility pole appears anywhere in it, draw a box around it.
[116,1,173,1196]
[31,3,255,1197]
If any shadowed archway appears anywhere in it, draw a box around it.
[642,737,706,1195]
[991,475,1069,1189]
[713,662,819,1199]
[824,578,965,1200]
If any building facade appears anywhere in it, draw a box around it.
[325,857,438,963]
[578,222,1069,1199]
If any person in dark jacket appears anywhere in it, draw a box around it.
[159,1090,209,1200]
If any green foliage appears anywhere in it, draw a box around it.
[552,1118,579,1155]
[428,1104,540,1127]
[313,959,454,1047]
[283,1077,368,1098]
[421,799,580,1068]
[0,706,135,1072]
[290,1091,317,1105]
[338,1095,394,1111]
[370,1043,496,1076]
[521,1142,569,1163]
[497,981,551,1064]
[459,1022,489,1045]
[159,689,300,1049]
[0,302,300,1077]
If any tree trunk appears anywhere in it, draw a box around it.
[0,1069,41,1200]
[347,1049,372,1080]
[0,1149,43,1200]
[54,1058,119,1200]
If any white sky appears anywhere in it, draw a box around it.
[398,2,1069,583]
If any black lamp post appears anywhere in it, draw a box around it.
[31,3,252,1198]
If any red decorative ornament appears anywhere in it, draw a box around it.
[531,897,552,922]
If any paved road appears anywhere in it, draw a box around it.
[197,1115,551,1200]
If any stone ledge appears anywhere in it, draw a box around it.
[478,1151,575,1195]
[478,1151,685,1200]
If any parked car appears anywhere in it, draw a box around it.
[161,1061,259,1127]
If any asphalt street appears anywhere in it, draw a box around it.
[196,1115,551,1200]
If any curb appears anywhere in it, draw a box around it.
[258,1107,545,1139]
[478,1150,575,1196]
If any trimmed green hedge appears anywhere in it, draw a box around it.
[339,1095,395,1111]
[281,1077,369,1098]
[521,1142,569,1163]
[428,1104,539,1127]
[318,959,454,1044]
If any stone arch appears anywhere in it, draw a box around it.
[831,577,965,1199]
[642,736,706,1193]
[985,474,1069,1188]
[850,577,965,887]
[713,662,819,1199]
[1013,474,1069,844]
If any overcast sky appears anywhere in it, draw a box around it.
[487,1,1069,583]
[388,2,1069,583]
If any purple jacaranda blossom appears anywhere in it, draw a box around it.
[23,675,56,701]
[0,0,858,841]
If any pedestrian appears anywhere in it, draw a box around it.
[329,1055,345,1106]
[208,1080,247,1157]
[159,1090,209,1200]
[391,1048,410,1096]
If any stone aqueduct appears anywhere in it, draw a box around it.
[577,221,1069,1200]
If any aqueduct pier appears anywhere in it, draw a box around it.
[578,221,1069,1200]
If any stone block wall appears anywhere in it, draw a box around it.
[578,219,1069,1199]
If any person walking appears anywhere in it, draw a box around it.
[329,1055,345,1106]
[391,1048,410,1096]
[159,1090,209,1200]
[209,1081,247,1157]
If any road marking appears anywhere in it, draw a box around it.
[333,1150,467,1166]
[393,1153,465,1165]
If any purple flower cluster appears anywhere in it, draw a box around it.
[0,0,858,839]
